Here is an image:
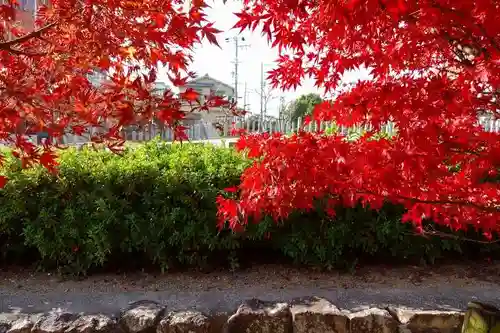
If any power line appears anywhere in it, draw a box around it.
[256,62,278,131]
[225,36,250,108]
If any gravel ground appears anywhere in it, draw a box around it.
[1,263,500,316]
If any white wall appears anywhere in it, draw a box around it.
[179,75,235,123]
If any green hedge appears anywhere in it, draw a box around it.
[0,140,497,275]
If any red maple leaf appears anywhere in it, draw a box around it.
[180,88,200,102]
[39,150,59,173]
[215,0,500,237]
[0,0,498,239]
[0,176,8,189]
[201,23,222,48]
[0,0,215,174]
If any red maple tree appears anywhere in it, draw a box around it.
[217,0,500,236]
[2,0,499,235]
[0,0,231,172]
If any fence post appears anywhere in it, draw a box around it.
[222,119,228,137]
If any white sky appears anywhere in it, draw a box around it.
[157,0,371,117]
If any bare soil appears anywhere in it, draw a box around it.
[1,261,500,294]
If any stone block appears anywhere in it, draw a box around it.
[290,297,349,333]
[66,314,119,333]
[226,299,292,333]
[157,311,211,333]
[389,307,463,333]
[32,312,79,333]
[8,314,44,333]
[348,308,399,333]
[120,301,165,333]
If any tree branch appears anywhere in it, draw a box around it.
[359,189,500,214]
[5,47,48,56]
[431,2,500,53]
[421,225,500,244]
[0,22,57,54]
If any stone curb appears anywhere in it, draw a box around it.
[0,297,464,333]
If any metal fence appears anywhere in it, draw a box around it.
[62,118,399,145]
[3,115,498,147]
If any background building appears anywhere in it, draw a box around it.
[180,73,236,124]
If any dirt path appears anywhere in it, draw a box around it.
[1,262,500,316]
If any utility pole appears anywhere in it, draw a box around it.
[259,62,264,132]
[225,36,250,108]
[279,96,285,121]
[243,82,248,112]
[234,37,239,106]
[255,63,278,131]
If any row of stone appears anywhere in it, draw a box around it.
[0,297,464,333]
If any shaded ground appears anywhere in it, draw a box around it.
[2,262,500,316]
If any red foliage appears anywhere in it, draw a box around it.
[218,0,500,234]
[1,0,499,235]
[0,0,234,171]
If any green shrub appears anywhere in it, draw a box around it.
[0,140,497,275]
[0,141,249,274]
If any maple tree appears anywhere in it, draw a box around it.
[2,0,500,237]
[217,0,500,237]
[0,0,233,173]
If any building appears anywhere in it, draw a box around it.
[179,73,237,125]
[3,0,49,34]
[6,3,239,142]
[80,72,233,142]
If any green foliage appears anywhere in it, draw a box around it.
[258,202,496,271]
[285,93,323,123]
[324,123,397,141]
[0,141,248,274]
[0,140,497,275]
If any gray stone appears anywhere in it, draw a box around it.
[0,319,11,333]
[0,313,24,333]
[291,297,348,333]
[66,314,118,333]
[348,308,398,333]
[389,308,463,333]
[0,324,8,333]
[157,311,211,333]
[207,312,229,333]
[8,314,43,333]
[120,301,165,333]
[0,314,22,324]
[0,300,471,333]
[32,312,79,333]
[226,299,292,333]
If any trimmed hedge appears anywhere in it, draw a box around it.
[0,140,498,275]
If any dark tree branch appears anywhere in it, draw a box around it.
[360,189,500,214]
[0,22,57,54]
[421,225,500,244]
[5,47,48,56]
[431,2,500,53]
